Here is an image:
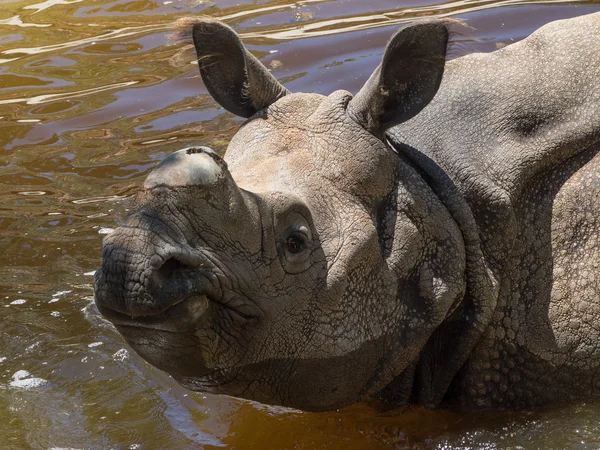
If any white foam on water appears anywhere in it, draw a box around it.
[10,299,27,305]
[26,342,41,352]
[98,227,114,235]
[0,357,6,363]
[10,377,48,389]
[112,348,129,361]
[53,290,72,297]
[13,370,31,381]
[10,370,48,389]
[88,342,103,348]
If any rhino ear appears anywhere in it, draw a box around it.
[190,20,289,118]
[347,22,449,137]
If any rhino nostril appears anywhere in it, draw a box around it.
[154,257,196,285]
[151,254,215,301]
[159,257,188,274]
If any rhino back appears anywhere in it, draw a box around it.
[390,12,600,261]
[389,13,600,407]
[391,13,600,197]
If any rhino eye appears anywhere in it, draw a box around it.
[286,232,306,254]
[277,211,312,272]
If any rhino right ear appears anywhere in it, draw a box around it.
[189,19,289,118]
[347,22,449,138]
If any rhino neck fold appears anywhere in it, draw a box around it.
[383,139,500,407]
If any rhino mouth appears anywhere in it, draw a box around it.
[97,293,211,333]
[96,256,257,333]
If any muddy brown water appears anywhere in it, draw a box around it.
[2,0,600,448]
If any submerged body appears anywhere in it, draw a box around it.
[95,13,600,411]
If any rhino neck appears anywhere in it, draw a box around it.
[384,139,500,407]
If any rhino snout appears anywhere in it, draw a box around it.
[94,226,218,324]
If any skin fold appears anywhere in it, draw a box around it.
[94,13,600,411]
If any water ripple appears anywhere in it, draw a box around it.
[0,81,139,105]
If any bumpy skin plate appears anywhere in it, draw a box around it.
[390,12,600,408]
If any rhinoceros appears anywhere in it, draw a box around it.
[94,12,600,411]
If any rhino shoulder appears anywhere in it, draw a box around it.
[390,12,600,199]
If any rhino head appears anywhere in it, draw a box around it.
[94,19,467,411]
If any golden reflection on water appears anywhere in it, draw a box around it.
[2,0,600,448]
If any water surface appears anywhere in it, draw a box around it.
[2,0,600,448]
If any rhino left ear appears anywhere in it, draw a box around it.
[190,19,289,118]
[347,22,449,137]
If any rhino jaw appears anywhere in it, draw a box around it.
[99,293,212,377]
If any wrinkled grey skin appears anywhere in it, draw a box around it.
[95,13,600,411]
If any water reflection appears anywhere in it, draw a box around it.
[2,0,600,448]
